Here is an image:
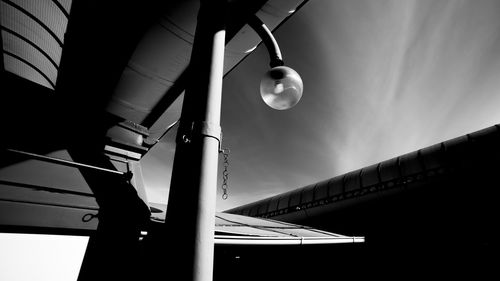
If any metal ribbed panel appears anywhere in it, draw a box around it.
[420,143,445,170]
[300,183,315,205]
[55,0,73,15]
[227,125,500,222]
[344,170,361,192]
[399,151,424,177]
[257,198,271,215]
[249,204,260,216]
[267,195,280,212]
[3,30,57,85]
[214,213,364,245]
[288,189,302,207]
[443,135,469,166]
[277,195,289,210]
[361,163,380,188]
[217,212,314,230]
[468,126,499,141]
[313,179,329,201]
[3,54,53,89]
[327,176,343,196]
[0,2,62,65]
[241,207,250,216]
[107,23,193,122]
[379,157,400,182]
[11,0,68,43]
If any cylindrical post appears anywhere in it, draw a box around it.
[164,1,225,281]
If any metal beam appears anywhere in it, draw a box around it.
[4,148,126,176]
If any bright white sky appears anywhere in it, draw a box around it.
[140,0,500,212]
[0,233,88,281]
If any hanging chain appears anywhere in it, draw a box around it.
[180,120,229,199]
[221,148,230,200]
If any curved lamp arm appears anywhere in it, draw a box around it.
[247,15,303,110]
[248,15,284,68]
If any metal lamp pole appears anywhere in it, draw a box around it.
[164,2,302,279]
[164,0,225,280]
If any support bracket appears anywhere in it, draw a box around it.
[179,121,223,151]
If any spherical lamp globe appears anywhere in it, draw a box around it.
[260,66,303,110]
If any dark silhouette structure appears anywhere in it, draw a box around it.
[227,124,499,278]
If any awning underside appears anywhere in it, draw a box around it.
[214,213,364,245]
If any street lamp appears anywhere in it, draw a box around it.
[165,4,303,281]
[248,15,303,110]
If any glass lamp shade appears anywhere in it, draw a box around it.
[260,66,303,110]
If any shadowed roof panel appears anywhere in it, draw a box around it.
[56,0,72,15]
[3,53,53,89]
[9,0,68,43]
[0,2,62,64]
[0,0,72,89]
[2,30,57,84]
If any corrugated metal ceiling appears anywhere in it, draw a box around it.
[0,0,71,89]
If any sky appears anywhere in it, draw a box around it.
[141,0,500,212]
[0,233,88,281]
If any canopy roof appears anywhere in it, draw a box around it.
[149,204,363,246]
[215,213,364,245]
[1,0,306,156]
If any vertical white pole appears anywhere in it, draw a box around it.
[165,1,225,281]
